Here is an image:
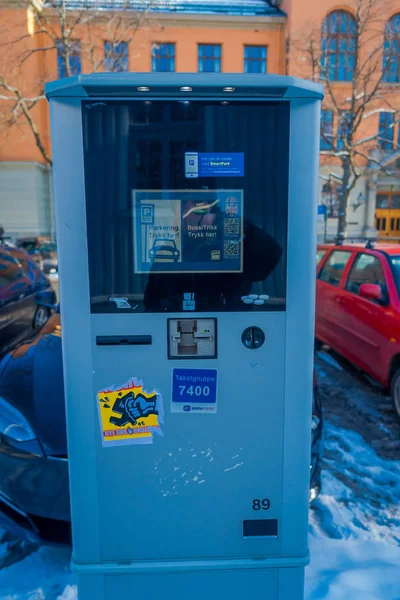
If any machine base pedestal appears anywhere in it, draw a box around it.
[74,558,308,600]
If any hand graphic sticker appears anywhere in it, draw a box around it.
[109,391,158,427]
[97,377,164,447]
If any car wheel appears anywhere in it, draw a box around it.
[33,306,50,330]
[390,368,400,421]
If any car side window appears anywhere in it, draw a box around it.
[316,249,327,266]
[345,253,386,296]
[318,250,352,287]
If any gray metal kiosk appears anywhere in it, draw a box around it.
[46,73,322,600]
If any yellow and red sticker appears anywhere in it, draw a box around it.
[97,378,164,447]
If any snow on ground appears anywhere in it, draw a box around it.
[0,356,399,599]
[307,537,400,600]
[316,351,343,372]
[306,421,400,600]
[310,422,400,545]
[0,545,76,599]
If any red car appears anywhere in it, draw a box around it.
[316,242,400,420]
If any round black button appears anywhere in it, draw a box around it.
[241,326,265,350]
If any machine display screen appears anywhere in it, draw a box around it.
[133,189,243,274]
[82,100,289,313]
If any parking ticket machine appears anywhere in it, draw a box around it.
[46,74,323,600]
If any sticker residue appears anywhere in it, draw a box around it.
[97,377,164,447]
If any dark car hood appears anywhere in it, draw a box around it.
[0,314,67,456]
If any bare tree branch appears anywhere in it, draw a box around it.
[0,0,155,162]
[292,0,400,239]
[19,45,56,65]
[0,77,52,165]
[0,94,46,102]
[354,148,394,175]
[0,31,43,49]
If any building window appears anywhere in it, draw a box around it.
[320,110,334,150]
[244,46,267,73]
[337,112,351,151]
[383,14,400,83]
[104,41,128,72]
[57,40,81,79]
[378,112,395,150]
[151,43,175,72]
[198,44,221,73]
[321,10,356,81]
[321,181,341,218]
[376,192,400,209]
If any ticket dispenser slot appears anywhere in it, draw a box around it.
[168,318,217,358]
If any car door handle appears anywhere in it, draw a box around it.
[334,297,345,305]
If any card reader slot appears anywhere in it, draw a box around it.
[96,335,152,346]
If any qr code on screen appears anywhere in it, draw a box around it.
[224,218,240,236]
[224,241,240,258]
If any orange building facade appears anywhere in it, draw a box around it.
[283,0,400,241]
[0,0,286,239]
[1,0,400,240]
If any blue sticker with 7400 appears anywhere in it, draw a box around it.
[172,368,218,414]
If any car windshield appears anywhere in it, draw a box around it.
[19,241,36,251]
[389,256,400,297]
[39,242,56,252]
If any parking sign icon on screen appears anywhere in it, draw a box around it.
[185,152,199,178]
[141,204,154,224]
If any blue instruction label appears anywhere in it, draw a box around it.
[172,368,218,413]
[185,152,244,178]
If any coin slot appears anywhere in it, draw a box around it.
[241,326,265,350]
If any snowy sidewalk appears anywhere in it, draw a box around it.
[307,536,400,600]
[306,422,400,600]
[307,353,400,600]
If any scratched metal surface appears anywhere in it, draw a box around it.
[91,311,286,562]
